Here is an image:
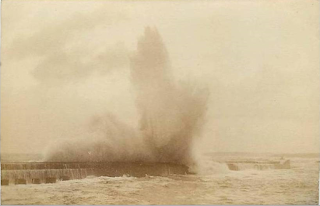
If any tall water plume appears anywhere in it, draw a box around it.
[130,27,209,165]
[44,27,209,166]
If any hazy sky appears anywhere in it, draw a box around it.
[1,0,319,154]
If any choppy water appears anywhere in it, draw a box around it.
[1,153,319,205]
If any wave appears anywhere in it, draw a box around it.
[44,27,209,166]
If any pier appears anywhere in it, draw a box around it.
[226,159,291,171]
[1,162,190,185]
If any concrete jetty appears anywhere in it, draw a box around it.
[226,159,291,171]
[1,162,190,185]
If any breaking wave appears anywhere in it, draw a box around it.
[44,27,209,166]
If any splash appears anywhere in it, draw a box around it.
[44,113,153,162]
[44,27,209,166]
[130,27,209,165]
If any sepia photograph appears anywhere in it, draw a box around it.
[0,0,319,205]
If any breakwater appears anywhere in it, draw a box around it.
[1,162,190,185]
[226,160,291,171]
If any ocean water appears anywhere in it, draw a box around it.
[1,153,319,205]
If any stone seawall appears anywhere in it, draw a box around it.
[1,162,190,185]
[226,160,291,171]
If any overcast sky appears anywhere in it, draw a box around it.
[1,0,319,154]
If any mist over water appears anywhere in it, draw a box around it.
[44,27,209,166]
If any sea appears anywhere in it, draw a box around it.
[1,152,319,205]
